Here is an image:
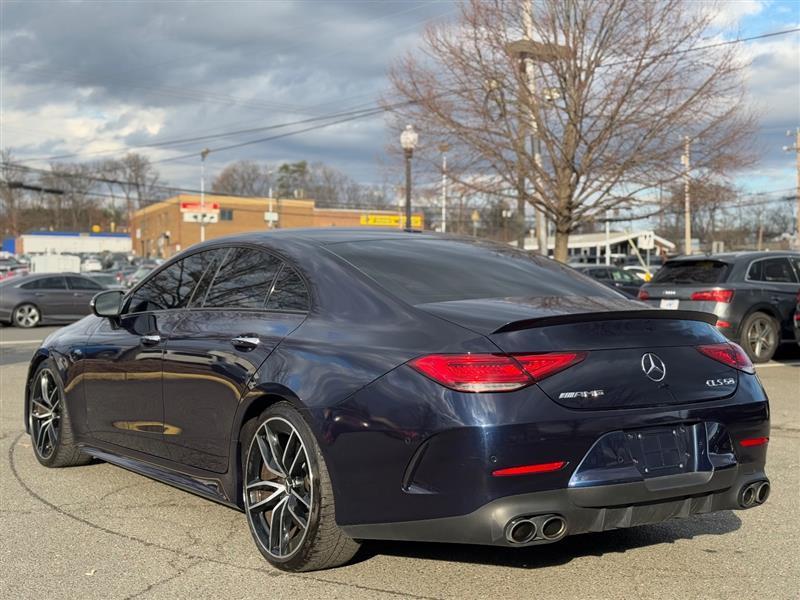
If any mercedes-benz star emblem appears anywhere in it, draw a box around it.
[641,353,666,382]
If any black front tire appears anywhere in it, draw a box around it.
[28,360,92,468]
[241,402,360,572]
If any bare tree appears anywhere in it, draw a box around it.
[41,163,98,230]
[0,150,29,236]
[115,153,161,228]
[211,160,273,197]
[386,0,755,261]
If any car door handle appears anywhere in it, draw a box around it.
[231,336,260,350]
[141,334,161,346]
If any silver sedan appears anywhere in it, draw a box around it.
[0,273,105,327]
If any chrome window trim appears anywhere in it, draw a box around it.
[744,255,799,285]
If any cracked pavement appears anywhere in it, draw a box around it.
[1,327,798,599]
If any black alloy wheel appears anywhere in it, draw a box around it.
[242,403,359,571]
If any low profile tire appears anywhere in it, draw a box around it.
[28,361,92,468]
[241,402,359,572]
[13,303,41,328]
[740,312,779,364]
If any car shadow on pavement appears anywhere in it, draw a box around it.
[354,511,742,569]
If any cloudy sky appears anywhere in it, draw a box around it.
[1,0,798,197]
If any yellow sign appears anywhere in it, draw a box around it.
[360,214,423,228]
[91,224,101,233]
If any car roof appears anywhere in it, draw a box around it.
[666,251,799,263]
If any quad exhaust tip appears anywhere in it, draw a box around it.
[505,518,537,544]
[505,514,567,545]
[541,516,567,541]
[739,480,770,508]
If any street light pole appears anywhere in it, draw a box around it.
[200,148,210,243]
[508,1,569,256]
[439,143,449,233]
[400,125,418,230]
[784,128,800,249]
[682,136,691,255]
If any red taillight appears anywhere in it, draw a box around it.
[514,352,587,381]
[696,342,754,374]
[690,289,734,303]
[409,351,586,393]
[409,354,532,392]
[716,320,731,328]
[637,289,650,300]
[492,461,567,477]
[740,436,769,447]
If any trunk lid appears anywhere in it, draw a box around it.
[417,296,736,409]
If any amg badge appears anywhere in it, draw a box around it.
[559,389,605,399]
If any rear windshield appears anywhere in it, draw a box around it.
[328,238,616,305]
[652,260,729,284]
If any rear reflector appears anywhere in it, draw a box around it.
[696,342,755,374]
[690,289,734,303]
[740,437,769,447]
[409,352,586,393]
[492,461,566,477]
[637,290,650,300]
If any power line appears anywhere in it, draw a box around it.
[16,102,398,164]
[601,27,800,68]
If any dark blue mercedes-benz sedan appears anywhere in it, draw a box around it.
[24,229,770,571]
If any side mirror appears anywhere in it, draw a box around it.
[91,290,124,318]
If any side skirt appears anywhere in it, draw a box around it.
[81,445,242,511]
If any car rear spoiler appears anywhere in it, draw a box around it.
[492,310,718,334]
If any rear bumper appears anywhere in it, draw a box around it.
[342,466,769,546]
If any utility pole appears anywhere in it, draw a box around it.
[783,128,800,249]
[200,148,210,242]
[522,1,547,257]
[681,136,691,255]
[439,143,449,233]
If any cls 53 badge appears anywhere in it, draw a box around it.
[706,377,736,387]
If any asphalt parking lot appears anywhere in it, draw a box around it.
[1,326,798,599]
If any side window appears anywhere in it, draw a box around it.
[128,250,217,313]
[751,258,796,283]
[22,277,66,290]
[267,265,309,311]
[66,276,102,290]
[591,269,610,281]
[789,257,800,281]
[747,261,763,281]
[203,247,281,309]
[610,269,636,283]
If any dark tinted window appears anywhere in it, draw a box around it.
[128,250,217,313]
[267,266,309,311]
[651,260,729,284]
[329,239,615,305]
[204,247,281,309]
[586,268,610,280]
[748,258,797,283]
[21,277,66,290]
[66,276,103,290]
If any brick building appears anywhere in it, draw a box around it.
[131,194,423,258]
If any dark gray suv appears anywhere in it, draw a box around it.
[639,251,800,362]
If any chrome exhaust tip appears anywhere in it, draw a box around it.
[740,483,757,508]
[505,518,537,544]
[540,515,567,541]
[756,481,770,504]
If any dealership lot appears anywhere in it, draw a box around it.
[1,327,798,599]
